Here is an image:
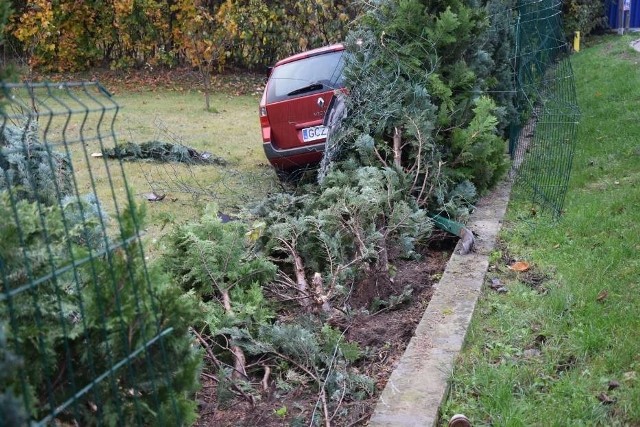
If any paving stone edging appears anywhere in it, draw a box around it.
[369,178,513,427]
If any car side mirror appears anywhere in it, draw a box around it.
[266,66,273,78]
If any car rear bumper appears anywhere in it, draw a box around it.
[263,141,325,170]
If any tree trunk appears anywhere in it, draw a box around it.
[231,344,247,380]
[221,288,247,379]
[291,247,312,308]
[351,222,371,273]
[312,272,332,312]
[375,218,390,275]
[377,237,389,275]
[201,66,211,111]
[393,127,402,168]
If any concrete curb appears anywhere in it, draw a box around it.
[369,178,513,427]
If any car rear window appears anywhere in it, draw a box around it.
[266,50,345,103]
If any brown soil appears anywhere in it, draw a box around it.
[196,232,455,427]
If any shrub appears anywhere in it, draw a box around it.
[214,0,358,69]
[0,121,73,205]
[0,122,201,424]
[0,191,203,424]
[162,203,375,419]
[10,0,358,72]
[162,205,277,381]
[563,0,608,37]
[326,0,509,218]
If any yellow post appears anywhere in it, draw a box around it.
[573,31,581,52]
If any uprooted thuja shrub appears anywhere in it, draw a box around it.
[251,0,514,319]
[252,163,432,315]
[162,204,277,381]
[325,0,509,218]
[161,206,373,417]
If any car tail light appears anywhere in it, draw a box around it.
[259,105,271,142]
[259,106,269,127]
[260,106,269,127]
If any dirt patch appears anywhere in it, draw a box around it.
[195,234,455,426]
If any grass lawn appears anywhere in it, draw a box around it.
[20,73,280,255]
[111,88,279,226]
[439,35,640,425]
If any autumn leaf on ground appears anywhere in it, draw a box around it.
[508,261,530,272]
[488,277,508,293]
[144,192,165,202]
[596,289,608,302]
[597,392,616,404]
[489,277,502,289]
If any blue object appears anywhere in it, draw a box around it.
[609,0,640,28]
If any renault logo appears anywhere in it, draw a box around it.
[317,97,325,108]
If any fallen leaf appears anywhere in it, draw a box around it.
[596,289,608,302]
[623,371,637,382]
[246,221,266,242]
[597,392,616,405]
[143,192,165,202]
[489,278,503,290]
[608,380,620,390]
[508,261,530,272]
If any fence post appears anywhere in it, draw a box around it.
[618,0,625,34]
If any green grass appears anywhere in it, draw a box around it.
[440,35,640,425]
[36,83,280,255]
[112,89,278,213]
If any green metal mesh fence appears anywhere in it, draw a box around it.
[0,82,197,426]
[509,0,581,217]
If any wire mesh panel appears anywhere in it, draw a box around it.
[509,0,580,217]
[0,82,198,426]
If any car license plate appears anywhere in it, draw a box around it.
[301,125,328,143]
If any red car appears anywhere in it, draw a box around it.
[259,44,345,177]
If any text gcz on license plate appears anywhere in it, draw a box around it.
[302,125,328,143]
